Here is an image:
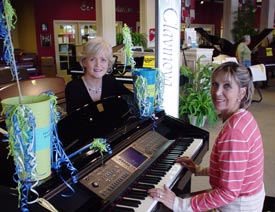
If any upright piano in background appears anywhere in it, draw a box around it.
[0,95,209,212]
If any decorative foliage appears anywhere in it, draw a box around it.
[120,24,163,120]
[155,70,165,111]
[90,138,112,165]
[0,0,19,81]
[117,31,147,49]
[3,104,37,211]
[180,56,218,127]
[231,1,258,42]
[121,24,136,72]
[45,91,78,190]
[134,74,152,117]
[1,1,78,211]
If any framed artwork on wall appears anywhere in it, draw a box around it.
[41,34,51,47]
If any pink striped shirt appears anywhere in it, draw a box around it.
[191,109,264,211]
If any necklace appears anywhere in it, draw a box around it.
[82,76,102,94]
[88,87,102,94]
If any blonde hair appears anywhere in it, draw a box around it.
[212,62,254,109]
[79,37,114,71]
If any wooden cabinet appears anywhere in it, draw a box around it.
[54,20,96,74]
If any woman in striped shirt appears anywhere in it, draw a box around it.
[148,62,265,211]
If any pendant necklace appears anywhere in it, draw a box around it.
[88,87,102,94]
[82,76,102,94]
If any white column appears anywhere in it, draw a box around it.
[95,0,116,46]
[140,0,156,47]
[222,0,239,43]
[156,0,181,118]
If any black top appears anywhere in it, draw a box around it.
[65,75,133,114]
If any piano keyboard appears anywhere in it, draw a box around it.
[111,138,203,212]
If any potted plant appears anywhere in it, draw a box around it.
[117,31,147,49]
[179,56,218,127]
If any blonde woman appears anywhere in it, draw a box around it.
[65,37,132,114]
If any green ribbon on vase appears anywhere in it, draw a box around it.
[133,68,157,118]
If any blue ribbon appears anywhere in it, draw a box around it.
[41,91,78,197]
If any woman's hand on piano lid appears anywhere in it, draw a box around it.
[147,184,175,210]
[175,156,198,174]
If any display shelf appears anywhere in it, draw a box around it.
[54,20,96,72]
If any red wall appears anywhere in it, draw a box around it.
[193,2,223,36]
[35,0,96,59]
[115,0,139,32]
[34,0,139,64]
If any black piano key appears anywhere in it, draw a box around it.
[166,154,180,158]
[159,159,175,164]
[129,189,147,196]
[118,199,141,207]
[139,178,160,184]
[154,164,171,170]
[143,176,162,181]
[126,193,146,200]
[112,206,135,212]
[169,150,182,154]
[149,170,166,176]
[160,156,175,161]
[134,183,155,190]
[152,167,170,172]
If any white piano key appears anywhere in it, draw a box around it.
[134,138,203,212]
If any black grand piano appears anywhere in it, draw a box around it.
[0,95,209,212]
[195,27,274,65]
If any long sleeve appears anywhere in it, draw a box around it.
[65,78,91,114]
[173,197,193,212]
[190,110,264,211]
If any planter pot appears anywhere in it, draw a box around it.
[189,115,207,128]
[133,68,156,118]
[1,95,51,181]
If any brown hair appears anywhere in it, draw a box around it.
[212,62,254,109]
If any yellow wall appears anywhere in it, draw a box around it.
[13,0,37,53]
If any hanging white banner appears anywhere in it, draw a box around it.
[156,0,181,118]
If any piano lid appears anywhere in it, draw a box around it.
[248,28,274,52]
[195,27,274,57]
[195,27,236,57]
[112,44,124,53]
[57,95,136,155]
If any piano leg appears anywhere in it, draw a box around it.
[252,82,263,103]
